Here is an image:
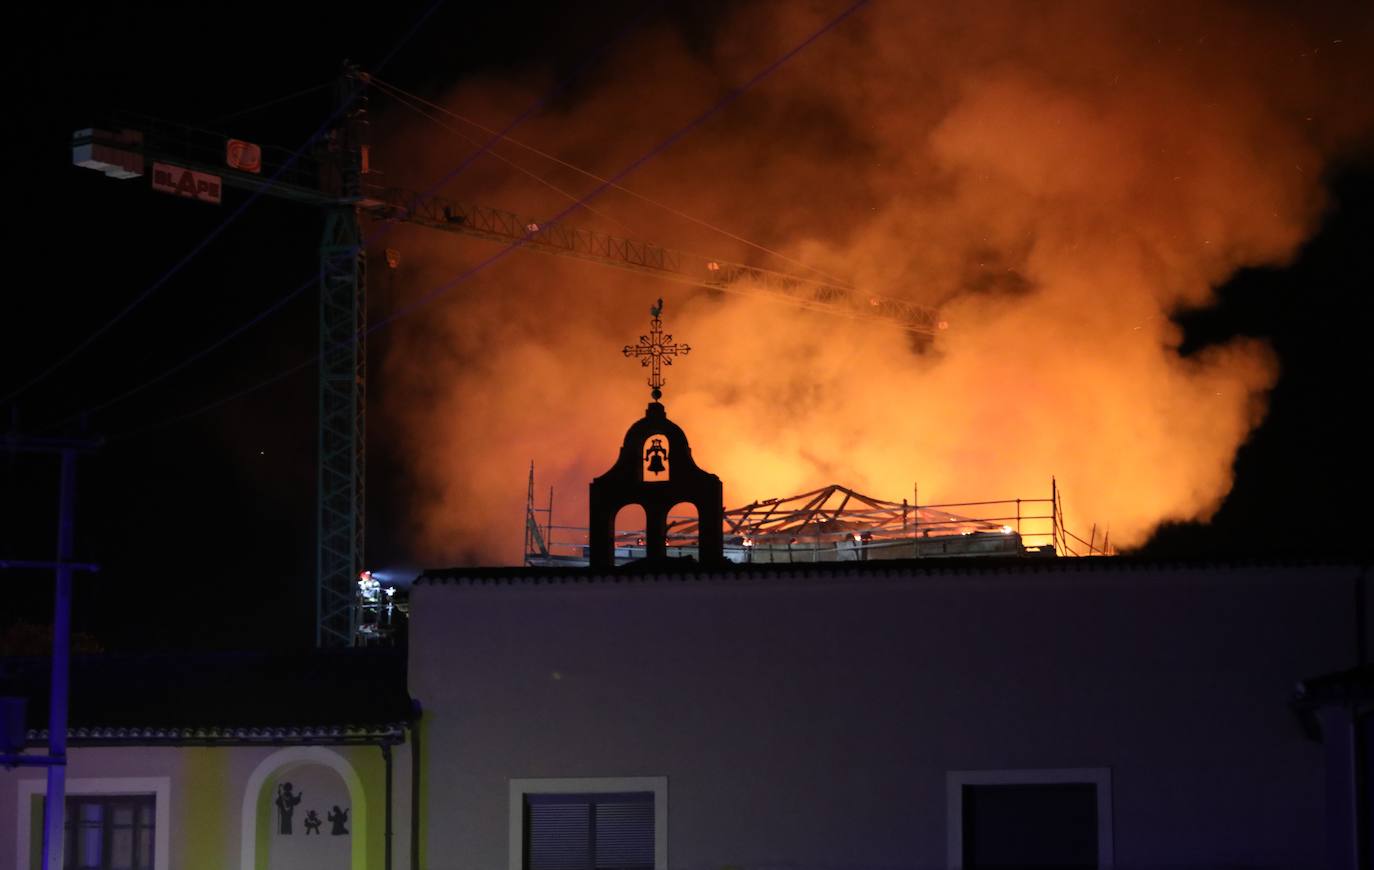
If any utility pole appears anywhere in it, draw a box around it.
[0,433,101,870]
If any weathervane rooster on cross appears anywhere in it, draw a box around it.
[623,298,690,401]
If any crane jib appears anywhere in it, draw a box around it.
[71,125,945,336]
[366,185,942,336]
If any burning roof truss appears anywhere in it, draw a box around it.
[668,484,1011,546]
[526,474,1114,566]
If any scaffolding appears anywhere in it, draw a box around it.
[525,474,1114,567]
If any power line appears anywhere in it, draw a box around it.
[368,75,854,289]
[376,81,828,280]
[203,81,332,127]
[41,270,318,431]
[372,0,872,335]
[376,82,643,238]
[42,1,669,434]
[0,0,448,409]
[108,0,875,442]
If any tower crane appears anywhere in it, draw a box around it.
[70,66,943,646]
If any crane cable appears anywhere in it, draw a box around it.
[107,0,876,443]
[369,75,856,290]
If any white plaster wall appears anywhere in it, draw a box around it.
[411,563,1357,870]
[3,747,185,870]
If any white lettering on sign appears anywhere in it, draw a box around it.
[151,162,222,204]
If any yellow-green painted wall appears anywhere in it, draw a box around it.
[180,748,231,870]
[3,739,413,870]
[341,745,383,869]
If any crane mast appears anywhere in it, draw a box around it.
[69,66,943,646]
[316,67,368,647]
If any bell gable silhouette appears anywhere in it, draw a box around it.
[589,401,724,568]
[591,300,723,568]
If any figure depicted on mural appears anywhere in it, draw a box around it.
[275,782,303,834]
[303,809,323,835]
[328,805,350,836]
[644,437,669,478]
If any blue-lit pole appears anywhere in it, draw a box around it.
[41,448,76,870]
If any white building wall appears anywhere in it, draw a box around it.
[411,563,1359,870]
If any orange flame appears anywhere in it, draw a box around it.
[377,1,1373,564]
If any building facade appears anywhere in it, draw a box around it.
[1,650,416,870]
[6,562,1367,869]
[410,559,1369,869]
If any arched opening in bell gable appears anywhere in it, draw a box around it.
[613,503,648,563]
[667,501,700,557]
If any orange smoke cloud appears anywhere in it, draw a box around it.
[376,0,1373,563]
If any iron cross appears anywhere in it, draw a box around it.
[623,298,691,401]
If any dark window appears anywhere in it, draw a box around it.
[524,792,654,870]
[962,782,1098,869]
[62,795,155,870]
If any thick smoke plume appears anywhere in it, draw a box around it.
[377,0,1373,563]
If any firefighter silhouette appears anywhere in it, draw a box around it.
[644,438,669,477]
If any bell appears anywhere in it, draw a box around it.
[646,453,666,475]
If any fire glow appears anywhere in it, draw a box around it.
[377,1,1372,564]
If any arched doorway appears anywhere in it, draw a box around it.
[239,747,367,870]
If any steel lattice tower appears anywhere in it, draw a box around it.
[317,66,368,646]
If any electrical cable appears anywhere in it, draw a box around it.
[375,80,829,281]
[368,75,855,289]
[203,81,332,127]
[108,0,874,442]
[376,83,643,239]
[0,0,447,408]
[41,1,669,434]
[367,0,874,334]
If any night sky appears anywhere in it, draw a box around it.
[3,1,1371,653]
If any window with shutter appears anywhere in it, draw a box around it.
[56,795,156,870]
[961,783,1098,869]
[524,792,654,870]
[946,767,1112,870]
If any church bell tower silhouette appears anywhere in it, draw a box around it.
[589,300,724,569]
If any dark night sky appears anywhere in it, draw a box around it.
[2,1,1371,653]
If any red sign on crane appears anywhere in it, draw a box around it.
[151,162,222,205]
[226,139,262,173]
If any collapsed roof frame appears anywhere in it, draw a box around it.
[526,477,1114,563]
